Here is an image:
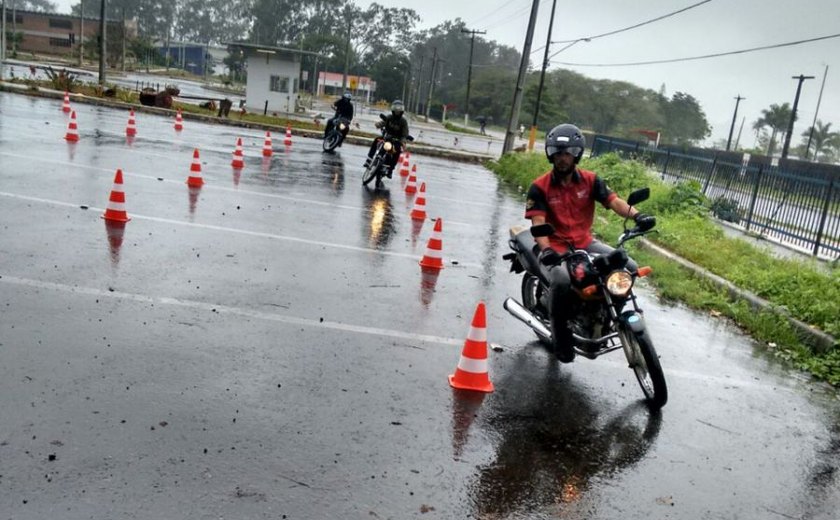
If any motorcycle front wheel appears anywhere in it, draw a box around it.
[521,274,552,346]
[323,132,341,152]
[622,328,668,409]
[362,157,380,186]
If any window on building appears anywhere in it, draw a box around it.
[270,76,289,93]
[49,38,72,48]
[293,78,299,94]
[49,18,73,30]
[5,13,23,23]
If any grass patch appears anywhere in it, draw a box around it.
[487,151,840,386]
[444,122,484,136]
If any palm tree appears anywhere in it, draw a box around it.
[753,103,793,156]
[800,120,840,161]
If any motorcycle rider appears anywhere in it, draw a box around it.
[524,123,655,361]
[324,90,354,144]
[365,100,409,178]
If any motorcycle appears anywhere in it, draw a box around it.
[322,116,351,153]
[362,114,414,189]
[502,188,668,408]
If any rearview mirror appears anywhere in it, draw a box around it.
[406,135,415,142]
[530,223,555,238]
[379,113,387,120]
[626,188,650,207]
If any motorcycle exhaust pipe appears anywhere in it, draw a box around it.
[503,298,552,340]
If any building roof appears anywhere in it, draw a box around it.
[224,42,324,59]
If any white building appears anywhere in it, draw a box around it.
[226,43,320,114]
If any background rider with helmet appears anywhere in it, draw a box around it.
[365,100,409,178]
[324,91,354,144]
[524,123,656,360]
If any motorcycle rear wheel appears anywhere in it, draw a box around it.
[323,132,341,152]
[623,328,668,409]
[362,158,380,186]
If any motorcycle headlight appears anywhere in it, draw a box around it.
[339,123,346,130]
[383,142,393,152]
[606,270,633,297]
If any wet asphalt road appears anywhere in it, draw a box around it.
[1,92,839,519]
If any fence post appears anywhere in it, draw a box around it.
[813,176,836,257]
[745,164,764,232]
[703,153,718,195]
[662,149,671,179]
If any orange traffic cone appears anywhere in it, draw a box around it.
[410,182,427,221]
[404,170,417,195]
[284,124,292,146]
[262,131,273,157]
[231,137,245,169]
[64,110,80,142]
[101,169,131,222]
[61,91,71,113]
[399,154,410,177]
[174,109,184,131]
[125,109,137,137]
[187,148,204,187]
[449,301,494,393]
[419,218,444,270]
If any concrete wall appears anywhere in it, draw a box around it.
[5,10,126,58]
[245,52,301,115]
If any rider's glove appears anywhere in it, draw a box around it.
[633,212,656,230]
[538,247,562,266]
[374,121,384,129]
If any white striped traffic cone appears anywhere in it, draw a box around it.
[125,110,137,137]
[283,124,292,146]
[410,182,427,221]
[419,218,444,270]
[262,131,273,157]
[61,91,71,113]
[187,148,204,187]
[449,301,494,393]
[101,169,131,222]
[399,154,410,177]
[231,137,245,169]
[404,169,417,195]
[174,109,184,131]
[64,110,80,142]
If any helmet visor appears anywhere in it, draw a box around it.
[548,145,583,157]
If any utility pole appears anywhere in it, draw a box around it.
[503,0,540,154]
[98,0,106,85]
[805,65,829,161]
[412,54,425,114]
[725,95,744,151]
[734,116,745,150]
[424,47,437,122]
[781,74,814,159]
[120,7,126,72]
[461,28,485,127]
[79,0,84,66]
[341,8,352,91]
[530,0,557,151]
[11,0,16,55]
[1,1,6,81]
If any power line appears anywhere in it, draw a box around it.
[483,0,547,31]
[535,0,713,59]
[552,0,712,45]
[469,0,530,28]
[551,32,840,67]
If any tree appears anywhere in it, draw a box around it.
[13,0,55,11]
[661,92,710,146]
[799,120,840,162]
[753,103,793,157]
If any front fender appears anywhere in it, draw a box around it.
[619,310,647,334]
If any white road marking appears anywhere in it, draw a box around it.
[0,274,463,347]
[0,191,483,268]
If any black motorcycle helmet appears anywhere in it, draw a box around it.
[545,123,586,164]
[391,100,405,118]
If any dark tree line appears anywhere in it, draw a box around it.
[62,0,711,144]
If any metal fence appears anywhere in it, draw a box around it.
[591,136,840,260]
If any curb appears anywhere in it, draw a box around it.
[638,239,837,353]
[0,83,491,165]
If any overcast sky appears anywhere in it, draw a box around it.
[49,0,840,147]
